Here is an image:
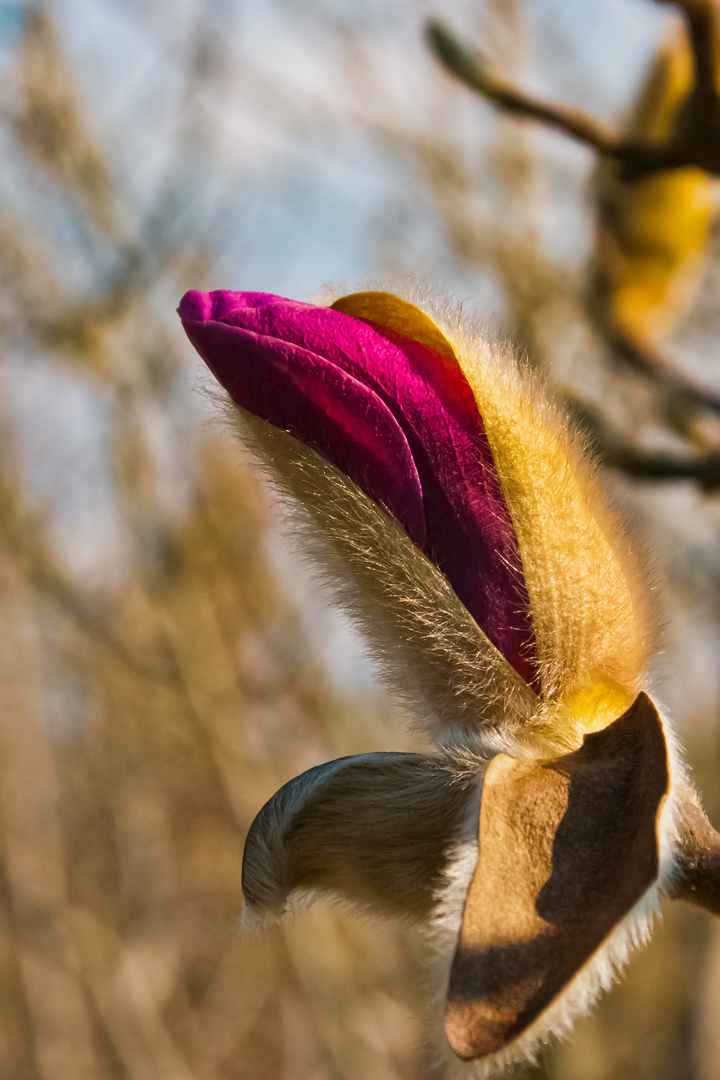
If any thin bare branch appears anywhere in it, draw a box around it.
[566,396,720,490]
[427,12,720,178]
[654,0,720,105]
[428,11,720,428]
[426,21,621,156]
[668,799,720,915]
[606,324,720,418]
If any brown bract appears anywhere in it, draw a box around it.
[445,693,669,1060]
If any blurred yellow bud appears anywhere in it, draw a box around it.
[595,25,718,345]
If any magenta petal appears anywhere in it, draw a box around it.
[180,291,427,546]
[179,289,538,689]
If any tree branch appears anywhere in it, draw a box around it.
[668,798,720,915]
[605,325,720,418]
[428,11,720,427]
[426,10,720,178]
[426,21,621,156]
[654,0,720,105]
[565,396,720,490]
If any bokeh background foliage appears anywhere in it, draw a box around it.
[0,1,720,1078]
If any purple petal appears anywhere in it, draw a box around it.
[180,290,427,545]
[179,289,538,688]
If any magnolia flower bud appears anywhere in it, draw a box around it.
[179,287,720,1074]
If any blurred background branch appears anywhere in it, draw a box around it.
[428,2,720,482]
[428,0,720,174]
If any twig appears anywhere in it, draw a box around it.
[426,13,720,177]
[428,12,720,423]
[606,324,720,418]
[653,0,720,174]
[426,21,621,156]
[654,0,720,106]
[669,799,720,915]
[566,396,720,490]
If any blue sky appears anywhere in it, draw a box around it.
[35,0,667,302]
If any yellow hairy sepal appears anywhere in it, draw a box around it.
[332,289,651,748]
[449,334,649,746]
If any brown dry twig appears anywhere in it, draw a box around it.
[427,21,621,157]
[670,798,720,915]
[566,395,720,490]
[428,1,720,435]
[606,324,720,419]
[427,0,720,178]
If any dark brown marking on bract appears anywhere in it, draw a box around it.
[445,692,669,1061]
